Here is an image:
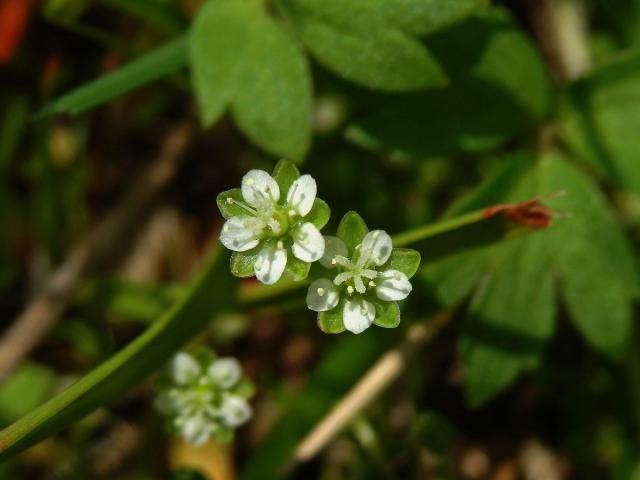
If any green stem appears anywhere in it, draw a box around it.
[392,210,486,248]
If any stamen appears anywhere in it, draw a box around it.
[226,198,258,215]
[347,286,354,295]
[369,281,376,287]
[277,240,284,250]
[288,209,296,217]
[246,178,255,186]
[317,288,325,297]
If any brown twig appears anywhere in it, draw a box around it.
[0,122,194,381]
[287,312,452,470]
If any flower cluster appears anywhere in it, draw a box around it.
[217,161,420,334]
[155,350,254,445]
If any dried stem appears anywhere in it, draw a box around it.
[0,122,194,381]
[289,312,452,468]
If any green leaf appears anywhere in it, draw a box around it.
[421,152,640,405]
[216,188,245,219]
[376,0,488,36]
[230,249,259,278]
[272,159,300,196]
[0,245,236,460]
[280,0,447,92]
[372,301,400,329]
[385,248,421,278]
[189,1,312,160]
[337,211,369,251]
[562,51,640,193]
[346,8,552,158]
[189,0,251,126]
[318,303,346,333]
[231,6,312,161]
[285,255,311,282]
[305,198,330,229]
[36,38,187,118]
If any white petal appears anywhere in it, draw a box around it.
[358,230,393,267]
[241,169,280,207]
[319,235,349,269]
[170,352,201,386]
[220,216,263,252]
[286,174,317,217]
[181,415,211,445]
[208,358,242,389]
[291,222,325,262]
[219,395,252,428]
[307,278,340,312]
[343,299,375,334]
[254,244,287,285]
[376,269,412,301]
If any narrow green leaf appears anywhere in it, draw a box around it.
[36,38,188,118]
[0,245,235,460]
[189,0,252,127]
[281,0,447,92]
[372,301,400,328]
[318,302,346,333]
[231,6,312,161]
[272,159,301,196]
[337,211,369,251]
[385,249,421,278]
[306,198,330,230]
[216,188,245,219]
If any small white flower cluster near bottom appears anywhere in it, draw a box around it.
[307,230,413,334]
[155,352,253,445]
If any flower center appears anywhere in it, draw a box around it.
[331,255,378,295]
[263,208,289,237]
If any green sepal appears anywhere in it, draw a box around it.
[372,300,400,329]
[385,248,421,279]
[272,159,300,197]
[285,255,311,281]
[306,198,331,229]
[318,302,346,334]
[337,211,368,251]
[230,377,256,399]
[217,188,246,219]
[192,347,217,368]
[230,248,260,278]
[212,426,234,444]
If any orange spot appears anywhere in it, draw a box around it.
[483,192,565,229]
[0,0,33,65]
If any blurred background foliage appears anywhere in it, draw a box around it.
[2,0,640,478]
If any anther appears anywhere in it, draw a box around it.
[317,288,325,297]
[347,286,354,295]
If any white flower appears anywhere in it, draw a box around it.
[156,351,253,445]
[307,230,413,334]
[219,169,326,284]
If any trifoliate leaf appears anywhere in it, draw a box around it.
[189,0,312,160]
[562,52,640,193]
[421,152,639,406]
[231,8,312,161]
[318,302,346,333]
[272,160,301,196]
[217,189,245,219]
[337,211,369,251]
[372,300,401,329]
[347,8,552,159]
[280,0,447,92]
[385,249,421,279]
[189,0,249,126]
[306,199,331,230]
